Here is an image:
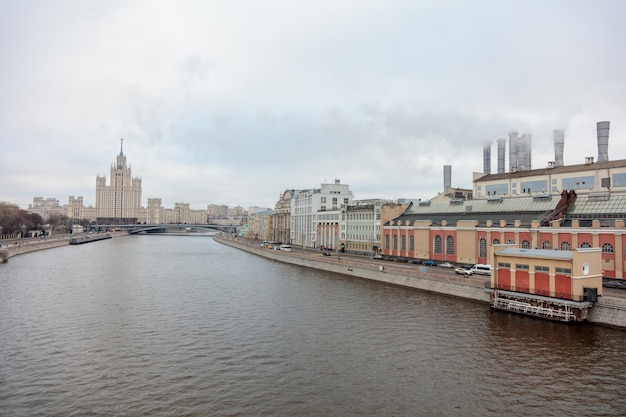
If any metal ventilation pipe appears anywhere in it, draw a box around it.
[518,133,532,171]
[597,121,610,162]
[508,131,518,172]
[525,134,532,170]
[443,165,452,192]
[497,139,506,174]
[517,136,528,171]
[483,142,491,174]
[553,129,565,167]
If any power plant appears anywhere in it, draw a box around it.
[482,121,612,174]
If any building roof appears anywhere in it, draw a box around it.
[495,247,574,260]
[474,159,626,182]
[387,196,559,227]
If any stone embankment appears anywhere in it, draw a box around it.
[2,237,70,259]
[0,232,127,261]
[215,236,626,330]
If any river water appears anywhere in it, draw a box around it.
[1,235,625,417]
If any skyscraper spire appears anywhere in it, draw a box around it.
[119,138,124,156]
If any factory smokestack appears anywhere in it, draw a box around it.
[597,121,610,162]
[508,131,518,172]
[443,165,451,192]
[518,133,532,171]
[497,139,506,174]
[553,129,565,167]
[483,142,491,174]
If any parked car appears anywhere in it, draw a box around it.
[439,262,454,268]
[422,260,437,266]
[411,259,421,264]
[322,251,332,256]
[455,267,472,276]
[469,264,492,275]
[603,280,626,289]
[395,257,408,263]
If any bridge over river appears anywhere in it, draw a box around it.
[96,223,238,234]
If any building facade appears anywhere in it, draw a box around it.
[95,140,142,223]
[290,180,353,248]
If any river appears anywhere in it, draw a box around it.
[1,234,625,416]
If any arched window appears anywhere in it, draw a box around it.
[479,238,487,258]
[602,243,614,253]
[401,236,406,251]
[542,241,552,249]
[393,235,398,250]
[492,239,500,245]
[446,236,455,255]
[521,240,530,249]
[385,235,390,250]
[409,236,414,251]
[560,241,571,250]
[506,239,515,244]
[434,235,442,254]
[580,242,591,248]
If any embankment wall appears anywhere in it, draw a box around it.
[216,237,626,330]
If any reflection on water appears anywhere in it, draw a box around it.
[1,235,625,416]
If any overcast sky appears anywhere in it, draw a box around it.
[2,0,625,210]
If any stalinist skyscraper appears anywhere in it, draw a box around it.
[95,139,142,223]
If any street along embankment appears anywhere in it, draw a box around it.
[215,236,626,330]
[215,236,491,304]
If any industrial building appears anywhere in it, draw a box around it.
[381,121,626,279]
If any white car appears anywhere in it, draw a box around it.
[455,267,472,275]
[439,262,454,268]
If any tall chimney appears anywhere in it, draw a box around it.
[483,142,491,174]
[518,133,532,171]
[508,131,518,172]
[597,121,610,162]
[443,165,452,192]
[553,129,565,167]
[497,139,506,174]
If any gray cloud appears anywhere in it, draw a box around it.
[2,0,626,210]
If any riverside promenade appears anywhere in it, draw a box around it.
[215,235,626,330]
[0,232,127,261]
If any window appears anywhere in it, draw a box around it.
[446,236,454,255]
[560,241,571,250]
[562,176,595,190]
[535,266,549,272]
[321,197,326,203]
[556,267,572,274]
[613,173,626,187]
[498,262,511,268]
[602,243,614,253]
[393,235,398,250]
[515,264,530,270]
[479,238,487,258]
[401,236,406,251]
[506,239,514,244]
[410,236,414,251]
[521,240,530,249]
[520,180,548,193]
[434,235,442,254]
[542,241,552,250]
[385,235,390,250]
[492,239,500,245]
[580,242,591,248]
